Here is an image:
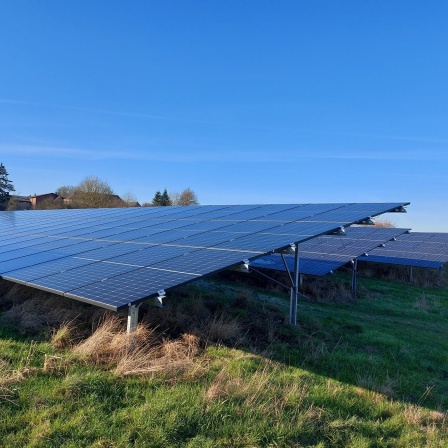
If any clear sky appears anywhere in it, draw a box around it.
[1,1,447,231]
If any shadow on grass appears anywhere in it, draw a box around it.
[1,270,447,415]
[175,270,448,413]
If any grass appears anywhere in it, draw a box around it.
[0,270,447,447]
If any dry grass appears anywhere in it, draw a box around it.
[50,320,78,349]
[73,315,128,363]
[0,282,107,334]
[358,263,447,288]
[205,314,243,344]
[206,360,276,403]
[355,372,400,399]
[302,278,354,303]
[0,359,16,404]
[114,333,201,377]
[204,361,316,422]
[402,403,448,429]
[0,342,40,404]
[204,367,244,402]
[71,315,203,377]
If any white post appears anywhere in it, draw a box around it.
[289,245,299,325]
[127,304,139,334]
[351,259,358,292]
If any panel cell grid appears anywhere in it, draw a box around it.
[359,231,448,269]
[251,227,411,276]
[0,202,409,310]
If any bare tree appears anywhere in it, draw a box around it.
[169,190,181,206]
[373,219,395,228]
[70,176,123,208]
[177,188,199,206]
[122,192,139,207]
[35,198,65,210]
[56,185,77,199]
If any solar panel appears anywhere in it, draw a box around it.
[251,254,344,277]
[358,232,448,269]
[148,248,260,276]
[0,203,409,311]
[83,244,198,266]
[250,227,410,276]
[1,257,98,283]
[65,268,199,309]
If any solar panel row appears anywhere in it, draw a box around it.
[0,203,408,310]
[251,227,410,276]
[358,232,448,269]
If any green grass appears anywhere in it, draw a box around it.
[1,273,447,447]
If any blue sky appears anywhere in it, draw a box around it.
[1,1,447,231]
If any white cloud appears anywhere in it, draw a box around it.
[1,142,446,164]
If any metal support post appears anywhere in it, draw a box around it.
[299,273,303,287]
[351,259,358,292]
[127,304,140,334]
[289,245,299,325]
[409,266,413,283]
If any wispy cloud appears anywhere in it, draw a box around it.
[312,149,448,161]
[1,143,446,164]
[0,143,277,163]
[0,98,231,127]
[2,98,448,144]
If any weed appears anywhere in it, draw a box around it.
[206,314,243,344]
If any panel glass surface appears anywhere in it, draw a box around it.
[359,255,444,269]
[66,268,198,309]
[28,261,141,293]
[0,202,410,310]
[358,230,448,269]
[2,257,96,283]
[250,254,347,276]
[149,248,260,276]
[0,252,69,273]
[98,245,199,267]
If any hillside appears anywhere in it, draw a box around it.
[0,271,447,447]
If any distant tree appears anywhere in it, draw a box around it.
[6,196,19,211]
[169,191,181,206]
[177,187,199,206]
[373,219,395,228]
[34,198,65,210]
[56,185,77,199]
[160,188,172,206]
[152,190,162,206]
[122,192,139,207]
[170,188,199,206]
[151,188,171,206]
[0,163,15,210]
[69,176,122,208]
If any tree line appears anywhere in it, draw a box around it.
[0,163,199,210]
[0,163,15,210]
[147,188,198,207]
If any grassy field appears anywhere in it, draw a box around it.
[0,270,447,447]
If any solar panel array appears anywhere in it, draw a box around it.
[0,203,408,310]
[358,232,448,269]
[250,227,410,276]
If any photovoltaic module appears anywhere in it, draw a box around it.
[0,203,408,310]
